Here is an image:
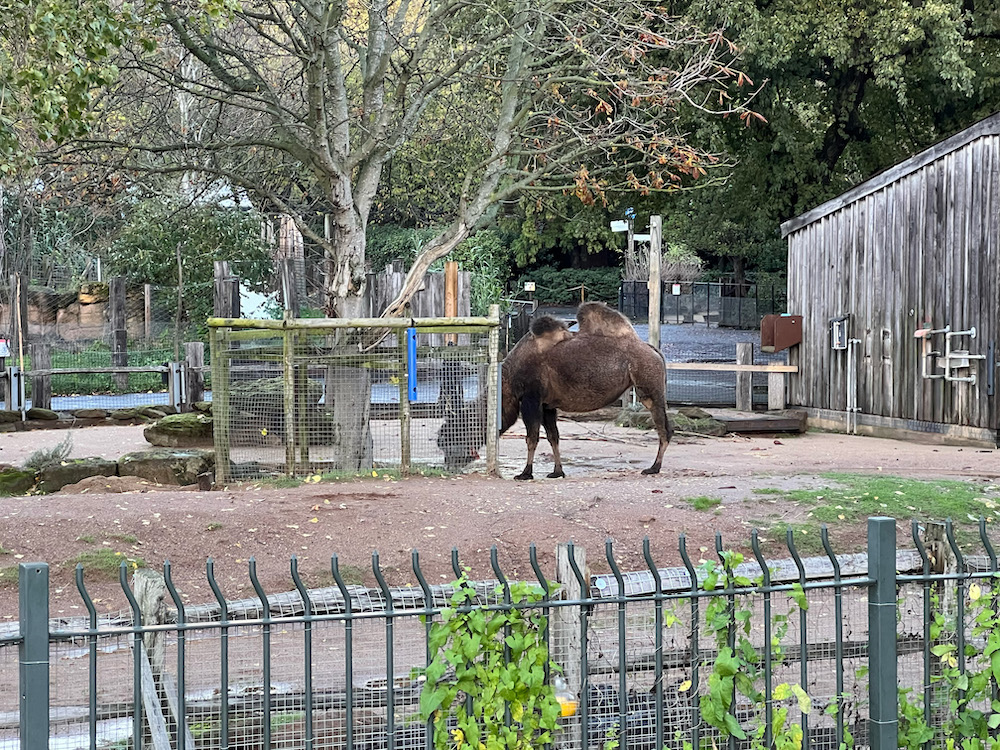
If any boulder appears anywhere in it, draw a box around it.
[677,406,713,420]
[38,457,118,493]
[73,408,108,419]
[0,411,21,424]
[193,401,213,413]
[0,467,36,495]
[25,407,59,421]
[118,448,215,486]
[137,406,168,420]
[157,405,179,415]
[144,413,214,448]
[110,408,140,420]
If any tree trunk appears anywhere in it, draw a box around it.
[321,214,374,472]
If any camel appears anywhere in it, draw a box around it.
[438,302,671,478]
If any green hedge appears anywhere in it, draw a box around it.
[513,266,622,305]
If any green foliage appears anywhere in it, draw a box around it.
[104,201,272,331]
[419,574,561,750]
[691,551,814,750]
[0,0,132,168]
[22,433,72,471]
[897,577,1000,750]
[513,266,621,305]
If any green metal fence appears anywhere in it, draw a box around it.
[4,517,1000,749]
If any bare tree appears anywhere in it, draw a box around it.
[73,0,759,318]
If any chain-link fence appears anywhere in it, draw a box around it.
[9,517,992,750]
[209,313,500,481]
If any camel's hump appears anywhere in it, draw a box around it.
[530,315,570,338]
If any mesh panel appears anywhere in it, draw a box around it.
[213,323,497,480]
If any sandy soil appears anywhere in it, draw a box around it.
[1,419,997,620]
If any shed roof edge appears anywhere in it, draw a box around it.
[780,111,1000,239]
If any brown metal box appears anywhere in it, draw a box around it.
[761,314,803,353]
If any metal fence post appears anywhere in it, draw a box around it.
[867,517,898,750]
[19,562,50,748]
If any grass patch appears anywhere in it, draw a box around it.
[689,496,722,511]
[0,544,11,555]
[752,487,786,496]
[76,534,96,544]
[206,522,223,532]
[0,565,16,588]
[70,549,146,578]
[307,563,367,588]
[271,712,305,730]
[109,533,138,544]
[768,473,997,526]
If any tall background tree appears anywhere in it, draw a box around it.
[66,0,759,318]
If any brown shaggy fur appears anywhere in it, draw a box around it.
[575,301,639,338]
[437,306,672,478]
[499,309,671,479]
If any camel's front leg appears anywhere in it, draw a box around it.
[542,407,565,478]
[515,397,542,480]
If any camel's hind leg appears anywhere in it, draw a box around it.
[541,407,565,478]
[515,395,542,480]
[637,394,672,475]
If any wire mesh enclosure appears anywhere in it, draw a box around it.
[208,313,500,482]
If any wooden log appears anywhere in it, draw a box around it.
[29,343,51,410]
[184,342,205,407]
[398,329,411,474]
[10,273,28,353]
[662,362,798,372]
[109,277,128,390]
[445,260,458,345]
[213,261,240,319]
[736,343,753,411]
[27,366,168,376]
[207,315,500,330]
[485,304,500,475]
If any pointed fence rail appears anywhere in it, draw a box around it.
[4,517,1000,749]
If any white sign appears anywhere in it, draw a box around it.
[633,233,651,242]
[0,339,9,357]
[672,284,682,296]
[609,220,629,232]
[523,281,536,292]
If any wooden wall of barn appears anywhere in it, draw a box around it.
[786,130,1000,434]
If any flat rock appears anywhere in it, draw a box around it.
[118,448,216,486]
[110,408,140,420]
[0,411,21,424]
[38,457,118,493]
[138,406,168,420]
[0,467,37,495]
[72,408,108,419]
[26,407,59,421]
[144,413,214,448]
[193,401,213,413]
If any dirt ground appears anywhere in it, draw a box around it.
[1,418,998,620]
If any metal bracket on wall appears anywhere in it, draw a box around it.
[944,327,986,384]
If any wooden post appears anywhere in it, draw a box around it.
[109,277,128,390]
[768,371,786,410]
[144,284,152,341]
[648,216,662,351]
[210,327,232,483]
[133,568,174,750]
[283,328,296,476]
[398,329,411,474]
[553,542,587,741]
[10,273,28,355]
[29,343,51,410]
[926,521,958,622]
[486,305,500,476]
[444,261,458,345]
[184,342,205,408]
[213,261,240,319]
[280,258,300,317]
[736,342,753,411]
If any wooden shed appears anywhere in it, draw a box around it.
[781,113,1000,445]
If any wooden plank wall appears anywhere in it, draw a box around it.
[367,268,472,346]
[787,134,1000,431]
